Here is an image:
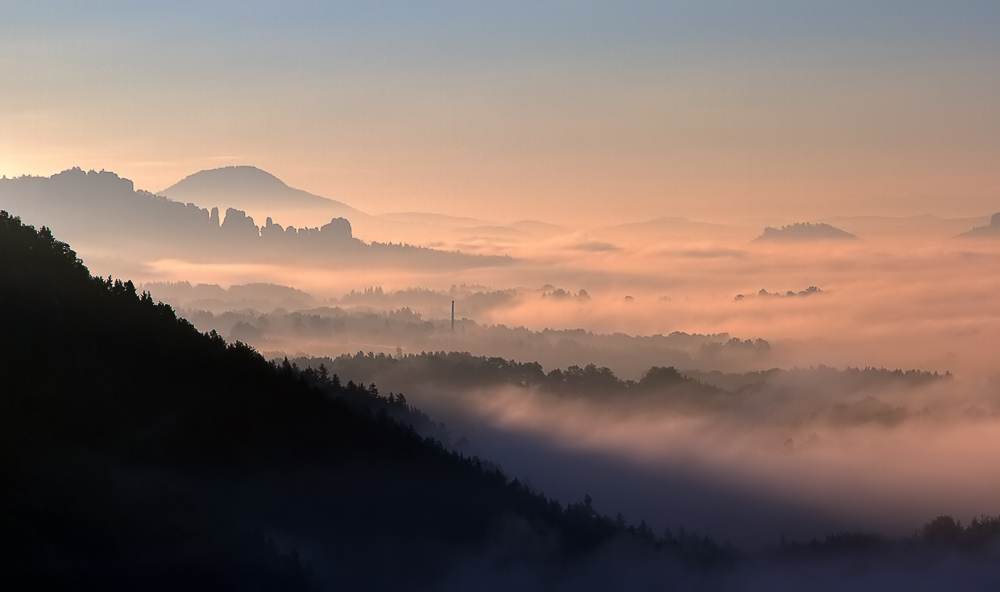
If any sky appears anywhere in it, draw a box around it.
[2,1,999,225]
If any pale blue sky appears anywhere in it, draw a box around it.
[2,1,998,222]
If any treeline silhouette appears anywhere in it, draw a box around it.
[292,351,949,421]
[0,211,731,590]
[685,365,949,394]
[296,351,722,404]
[777,515,1000,566]
[753,222,859,242]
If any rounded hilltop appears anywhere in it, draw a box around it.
[161,166,290,197]
[156,165,361,229]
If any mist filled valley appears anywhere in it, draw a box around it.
[4,2,1000,588]
[4,163,1000,589]
[135,198,1000,547]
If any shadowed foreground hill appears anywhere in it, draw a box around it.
[8,213,1000,590]
[0,212,729,590]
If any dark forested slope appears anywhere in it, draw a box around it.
[6,212,1000,590]
[0,212,705,590]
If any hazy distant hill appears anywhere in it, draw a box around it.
[378,211,493,227]
[0,168,212,248]
[509,219,573,236]
[141,281,321,312]
[0,168,509,270]
[159,167,569,246]
[956,213,1000,238]
[589,216,753,244]
[825,214,989,240]
[753,222,859,242]
[160,166,365,228]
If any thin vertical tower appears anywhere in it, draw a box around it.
[451,300,455,332]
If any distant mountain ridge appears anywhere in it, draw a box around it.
[158,166,575,245]
[824,214,990,240]
[164,165,291,194]
[587,216,756,244]
[0,168,510,269]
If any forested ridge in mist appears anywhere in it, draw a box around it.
[172,302,771,377]
[0,211,739,589]
[0,168,508,269]
[5,217,1000,589]
[293,351,951,425]
[139,281,775,378]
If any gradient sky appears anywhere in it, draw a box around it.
[2,1,998,224]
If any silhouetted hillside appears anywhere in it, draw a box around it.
[588,216,751,244]
[509,219,573,236]
[0,169,509,269]
[753,222,859,242]
[824,214,989,240]
[0,211,734,590]
[4,212,1000,589]
[161,168,564,244]
[142,281,321,312]
[957,212,1000,238]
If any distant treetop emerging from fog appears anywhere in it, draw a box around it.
[754,223,859,242]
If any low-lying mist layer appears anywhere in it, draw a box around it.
[125,232,1000,383]
[165,301,769,378]
[9,207,1000,588]
[289,352,1000,546]
[67,200,1000,570]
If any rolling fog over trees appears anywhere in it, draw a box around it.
[5,0,1000,588]
[111,191,1000,562]
[282,350,992,548]
[8,167,1000,559]
[9,213,1000,590]
[154,294,772,378]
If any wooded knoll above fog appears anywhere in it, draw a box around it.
[753,222,859,242]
